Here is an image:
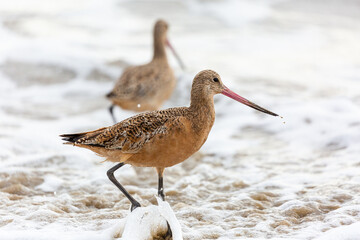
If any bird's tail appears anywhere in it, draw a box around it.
[60,132,87,143]
[60,127,106,145]
[106,91,116,99]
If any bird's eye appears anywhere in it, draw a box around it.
[213,78,219,82]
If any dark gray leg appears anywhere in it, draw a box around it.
[158,175,165,201]
[107,163,141,211]
[157,168,165,200]
[156,168,172,238]
[109,104,117,123]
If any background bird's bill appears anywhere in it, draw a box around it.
[222,86,278,117]
[166,39,185,70]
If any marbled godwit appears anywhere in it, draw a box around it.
[107,19,184,123]
[61,70,278,211]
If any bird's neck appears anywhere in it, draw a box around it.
[189,87,216,133]
[152,36,168,63]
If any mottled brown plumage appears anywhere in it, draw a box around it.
[61,70,278,211]
[106,19,184,122]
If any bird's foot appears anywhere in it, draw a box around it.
[130,202,141,212]
[158,189,165,201]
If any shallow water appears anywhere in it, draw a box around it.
[0,0,360,239]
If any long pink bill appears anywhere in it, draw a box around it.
[166,39,185,70]
[222,86,278,117]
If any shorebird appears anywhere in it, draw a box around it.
[61,70,278,211]
[106,19,184,123]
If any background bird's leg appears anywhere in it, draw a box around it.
[107,163,141,211]
[109,104,117,123]
[156,167,165,201]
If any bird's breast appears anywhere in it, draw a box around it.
[125,117,206,168]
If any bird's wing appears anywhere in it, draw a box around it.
[62,108,187,154]
[111,64,161,100]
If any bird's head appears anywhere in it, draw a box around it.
[192,70,279,116]
[154,19,185,70]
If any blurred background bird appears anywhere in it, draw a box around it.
[106,19,185,123]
